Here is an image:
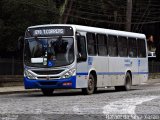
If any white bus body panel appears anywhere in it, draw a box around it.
[138,58,148,83]
[89,56,110,87]
[74,25,147,88]
[131,58,140,85]
[76,56,110,88]
[76,62,88,88]
[108,57,125,86]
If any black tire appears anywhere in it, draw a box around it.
[94,87,98,93]
[115,72,132,91]
[82,74,95,95]
[41,89,54,96]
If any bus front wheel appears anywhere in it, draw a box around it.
[82,74,95,95]
[41,89,54,96]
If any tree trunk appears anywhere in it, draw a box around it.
[58,0,68,24]
[63,0,74,24]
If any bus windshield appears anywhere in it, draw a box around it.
[24,37,74,67]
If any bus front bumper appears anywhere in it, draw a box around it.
[24,76,76,89]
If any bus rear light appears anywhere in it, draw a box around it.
[63,82,72,86]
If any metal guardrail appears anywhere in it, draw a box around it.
[0,75,23,87]
[149,61,160,73]
[0,58,159,87]
[0,59,23,75]
[0,58,159,75]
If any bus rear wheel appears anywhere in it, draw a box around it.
[82,74,95,95]
[41,89,54,96]
[115,72,132,91]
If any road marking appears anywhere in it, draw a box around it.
[103,96,158,115]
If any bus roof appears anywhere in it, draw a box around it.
[28,24,146,39]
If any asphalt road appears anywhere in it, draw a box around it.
[1,83,160,120]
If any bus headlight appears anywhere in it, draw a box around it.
[61,68,76,79]
[24,70,37,79]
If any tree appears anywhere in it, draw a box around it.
[0,0,56,58]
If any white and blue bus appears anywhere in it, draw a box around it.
[23,24,148,95]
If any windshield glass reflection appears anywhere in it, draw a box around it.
[24,37,74,67]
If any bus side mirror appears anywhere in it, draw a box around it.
[77,36,87,62]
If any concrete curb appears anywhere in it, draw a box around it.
[0,86,40,95]
[146,78,160,84]
[0,90,41,95]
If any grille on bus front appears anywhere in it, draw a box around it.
[32,70,63,75]
[37,76,60,80]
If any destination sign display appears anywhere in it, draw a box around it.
[33,29,64,36]
[25,26,73,37]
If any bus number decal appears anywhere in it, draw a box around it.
[138,60,141,66]
[124,59,131,67]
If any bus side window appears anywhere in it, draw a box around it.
[77,35,87,62]
[118,36,128,57]
[87,33,97,56]
[108,35,118,57]
[128,38,137,57]
[138,39,146,58]
[97,34,108,56]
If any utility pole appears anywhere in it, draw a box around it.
[126,0,132,31]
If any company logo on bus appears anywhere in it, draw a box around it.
[46,76,50,80]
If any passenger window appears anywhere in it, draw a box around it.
[87,33,97,55]
[97,34,107,56]
[128,38,137,57]
[137,39,146,58]
[118,36,128,57]
[77,35,87,61]
[108,35,118,57]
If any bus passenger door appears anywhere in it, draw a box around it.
[76,33,88,88]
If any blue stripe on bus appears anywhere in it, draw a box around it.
[97,72,125,75]
[132,72,148,74]
[76,72,88,75]
[76,72,148,76]
[139,72,148,74]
